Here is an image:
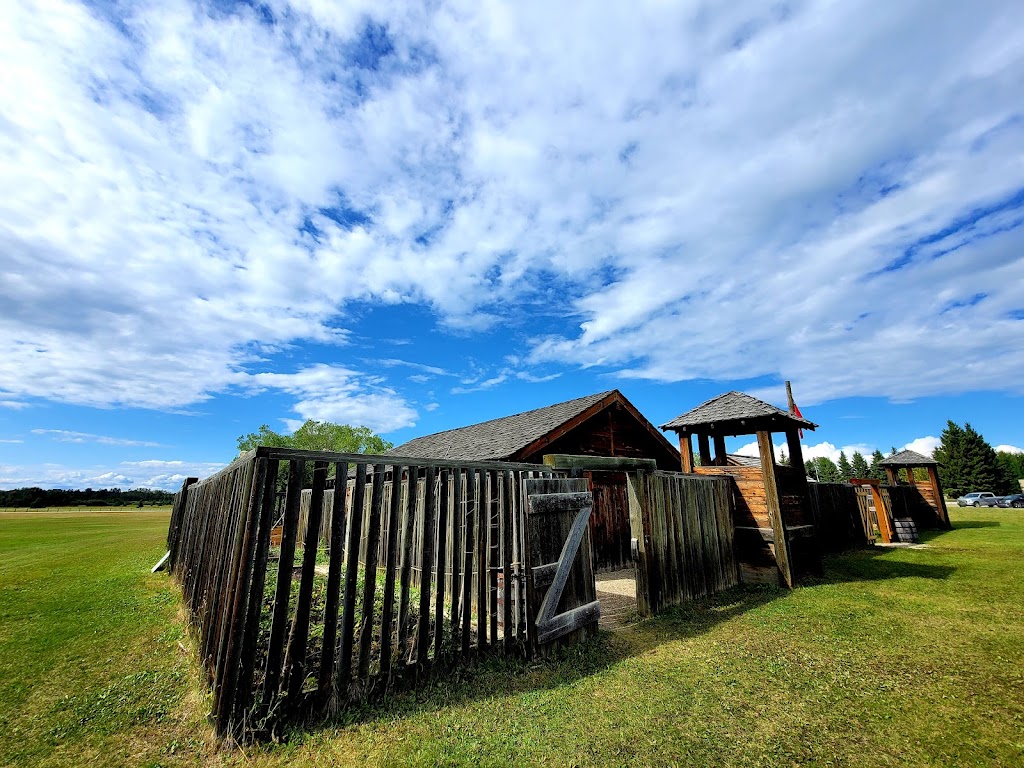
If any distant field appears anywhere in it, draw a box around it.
[0,505,173,514]
[1,508,1022,767]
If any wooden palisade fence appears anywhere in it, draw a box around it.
[166,447,556,741]
[626,471,737,615]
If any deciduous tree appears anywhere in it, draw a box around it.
[236,420,393,456]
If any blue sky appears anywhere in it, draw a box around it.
[1,0,1023,490]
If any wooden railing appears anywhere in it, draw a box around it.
[167,447,556,741]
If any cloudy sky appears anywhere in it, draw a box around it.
[2,0,1023,491]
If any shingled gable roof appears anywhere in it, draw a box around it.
[659,390,818,434]
[879,449,937,466]
[388,390,675,462]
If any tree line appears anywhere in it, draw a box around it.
[0,487,174,508]
[935,421,1022,496]
[802,449,889,484]
[797,420,1022,496]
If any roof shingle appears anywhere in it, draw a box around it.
[388,391,615,461]
[879,449,937,466]
[660,390,817,432]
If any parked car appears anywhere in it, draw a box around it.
[997,494,1024,508]
[956,492,997,507]
[978,495,1005,507]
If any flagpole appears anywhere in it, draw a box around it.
[785,380,804,440]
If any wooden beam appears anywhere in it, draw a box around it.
[713,435,727,466]
[757,430,793,588]
[679,434,694,473]
[786,429,805,472]
[927,465,952,529]
[542,454,657,472]
[885,467,899,486]
[697,433,712,467]
[874,485,894,543]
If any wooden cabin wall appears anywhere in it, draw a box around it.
[586,471,631,572]
[517,405,678,573]
[527,405,679,470]
[692,466,768,527]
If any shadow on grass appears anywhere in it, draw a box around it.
[821,546,956,584]
[281,583,784,740]
[950,520,1001,529]
[275,536,957,742]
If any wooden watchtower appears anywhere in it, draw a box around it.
[878,449,951,529]
[660,391,822,588]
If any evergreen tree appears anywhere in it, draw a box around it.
[996,451,1024,491]
[778,449,790,466]
[807,456,841,483]
[935,420,1007,494]
[868,449,887,483]
[851,451,870,479]
[837,451,853,483]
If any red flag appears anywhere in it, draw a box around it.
[792,402,804,439]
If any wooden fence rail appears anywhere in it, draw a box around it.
[167,447,555,742]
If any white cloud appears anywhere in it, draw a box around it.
[735,440,874,464]
[901,436,940,457]
[30,429,162,447]
[249,364,418,432]
[0,0,1022,420]
[423,402,440,412]
[996,444,1023,454]
[0,458,225,491]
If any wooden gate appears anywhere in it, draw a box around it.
[522,478,600,655]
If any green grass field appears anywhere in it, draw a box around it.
[1,506,1022,767]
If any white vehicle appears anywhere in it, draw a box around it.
[956,492,996,507]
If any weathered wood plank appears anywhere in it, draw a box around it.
[432,469,449,662]
[449,468,463,647]
[215,457,263,735]
[262,460,304,704]
[536,601,601,645]
[318,461,349,700]
[338,463,366,693]
[758,431,792,588]
[378,465,405,681]
[460,469,477,656]
[542,454,657,472]
[501,470,514,652]
[256,447,543,472]
[476,469,489,652]
[416,466,437,665]
[397,466,419,664]
[357,464,386,680]
[231,459,278,729]
[284,461,328,701]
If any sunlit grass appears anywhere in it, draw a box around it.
[1,507,1022,766]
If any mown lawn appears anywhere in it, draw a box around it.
[1,507,1022,767]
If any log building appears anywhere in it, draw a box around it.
[388,390,680,571]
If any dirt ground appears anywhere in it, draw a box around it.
[595,568,637,629]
